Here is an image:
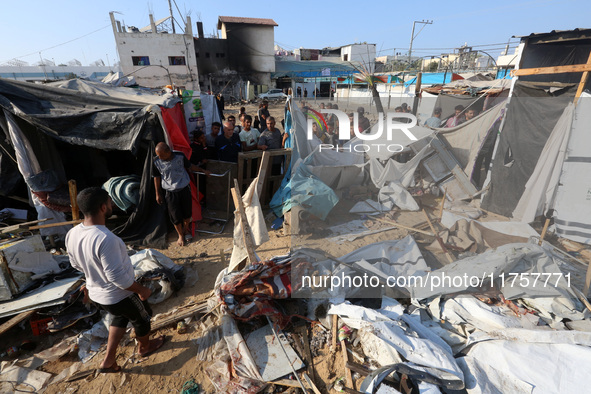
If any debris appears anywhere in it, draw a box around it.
[245,324,305,382]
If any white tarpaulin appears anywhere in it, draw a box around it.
[552,93,591,244]
[328,301,464,386]
[439,102,506,179]
[458,340,591,393]
[229,177,270,271]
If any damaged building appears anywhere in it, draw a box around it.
[109,12,200,89]
[194,16,277,99]
[109,12,277,97]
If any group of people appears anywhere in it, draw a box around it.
[424,105,479,128]
[191,100,287,166]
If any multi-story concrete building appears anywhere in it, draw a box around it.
[110,12,199,89]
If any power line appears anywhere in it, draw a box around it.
[377,41,520,54]
[0,24,111,64]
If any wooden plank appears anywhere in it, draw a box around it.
[0,219,49,235]
[256,151,270,198]
[373,217,435,236]
[438,188,447,222]
[231,179,257,266]
[29,220,82,230]
[302,373,321,394]
[512,63,591,77]
[341,339,353,389]
[0,310,34,337]
[574,52,591,104]
[68,180,79,221]
[331,314,338,349]
[298,325,316,384]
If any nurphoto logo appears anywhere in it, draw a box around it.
[307,109,420,153]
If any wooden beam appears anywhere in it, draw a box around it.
[253,151,270,202]
[574,51,591,104]
[0,219,49,235]
[0,310,34,337]
[29,220,82,230]
[68,180,79,221]
[373,217,435,236]
[512,63,591,77]
[331,314,338,349]
[230,179,257,266]
[341,339,353,389]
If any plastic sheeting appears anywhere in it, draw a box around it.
[482,81,575,216]
[458,340,591,393]
[552,94,591,244]
[0,78,163,153]
[512,103,574,223]
[229,177,270,271]
[102,175,140,211]
[438,102,506,179]
[328,301,465,388]
[411,243,578,302]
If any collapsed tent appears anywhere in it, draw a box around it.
[0,78,194,247]
[481,29,591,245]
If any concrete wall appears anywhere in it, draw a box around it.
[111,13,199,88]
[221,23,275,76]
[0,65,115,82]
[194,38,230,76]
[341,44,376,72]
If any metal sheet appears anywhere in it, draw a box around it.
[0,275,82,318]
[245,324,305,382]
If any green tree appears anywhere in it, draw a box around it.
[427,61,438,72]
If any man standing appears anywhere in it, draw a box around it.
[66,187,165,373]
[239,115,260,152]
[424,107,443,128]
[357,107,371,133]
[445,105,465,128]
[258,117,285,174]
[258,100,270,132]
[215,121,242,162]
[153,142,209,246]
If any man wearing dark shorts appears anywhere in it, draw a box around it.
[153,142,209,246]
[66,187,165,373]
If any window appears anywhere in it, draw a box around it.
[215,53,225,58]
[206,52,210,58]
[168,56,186,65]
[132,56,150,66]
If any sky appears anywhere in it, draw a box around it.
[1,0,589,67]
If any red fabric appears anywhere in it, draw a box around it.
[160,104,192,159]
[451,73,465,81]
[160,103,200,232]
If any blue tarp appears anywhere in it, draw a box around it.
[270,99,339,220]
[272,61,356,78]
[404,72,462,87]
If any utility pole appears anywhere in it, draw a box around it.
[408,20,432,69]
[168,0,176,34]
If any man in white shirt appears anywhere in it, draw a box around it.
[239,115,260,152]
[66,187,165,373]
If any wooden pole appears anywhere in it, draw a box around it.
[68,180,79,221]
[373,217,435,236]
[574,51,591,105]
[422,209,454,263]
[438,188,447,222]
